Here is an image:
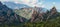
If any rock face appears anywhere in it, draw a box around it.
[0,2,26,24]
[14,6,47,20]
[50,6,57,14]
[29,7,43,22]
[30,10,44,22]
[49,6,58,19]
[14,8,33,19]
[30,6,58,22]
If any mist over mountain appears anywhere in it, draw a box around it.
[3,2,30,9]
[2,2,60,12]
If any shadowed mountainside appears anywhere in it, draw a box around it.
[0,2,27,25]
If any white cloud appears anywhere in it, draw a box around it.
[0,0,44,7]
[13,0,44,7]
[0,0,7,2]
[41,5,45,7]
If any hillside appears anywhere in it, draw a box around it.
[0,2,27,25]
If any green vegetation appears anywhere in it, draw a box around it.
[0,16,60,27]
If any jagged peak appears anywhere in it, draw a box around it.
[3,5,8,8]
[52,6,56,10]
[50,6,57,11]
[50,6,57,14]
[0,1,7,7]
[0,1,3,6]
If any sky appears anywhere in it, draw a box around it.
[0,0,60,10]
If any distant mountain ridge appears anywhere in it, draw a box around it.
[3,2,30,9]
[2,1,60,12]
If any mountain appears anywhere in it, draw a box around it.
[30,6,59,22]
[14,7,47,20]
[3,2,30,9]
[0,2,27,24]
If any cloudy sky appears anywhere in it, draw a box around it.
[0,0,60,10]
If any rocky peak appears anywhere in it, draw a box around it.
[50,6,57,14]
[0,2,3,5]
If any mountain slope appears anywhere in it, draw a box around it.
[30,6,59,22]
[0,2,27,24]
[14,7,47,20]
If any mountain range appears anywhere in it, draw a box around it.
[14,7,47,19]
[0,1,59,25]
[3,2,30,9]
[0,1,60,27]
[0,1,48,23]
